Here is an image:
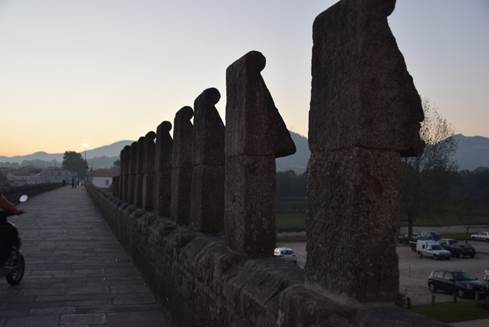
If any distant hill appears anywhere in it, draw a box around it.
[451,134,489,171]
[0,141,132,169]
[276,132,309,173]
[275,133,489,173]
[1,133,487,172]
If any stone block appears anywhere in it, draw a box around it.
[224,51,295,256]
[154,121,173,218]
[224,155,276,256]
[170,165,193,225]
[309,0,424,156]
[225,51,296,158]
[142,174,154,211]
[193,88,225,166]
[305,148,400,302]
[190,165,224,233]
[170,107,194,224]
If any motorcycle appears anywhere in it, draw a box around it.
[0,194,28,286]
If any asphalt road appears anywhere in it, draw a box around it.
[278,241,489,305]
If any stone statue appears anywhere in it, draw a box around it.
[170,106,194,225]
[190,88,225,233]
[307,0,424,302]
[225,51,296,256]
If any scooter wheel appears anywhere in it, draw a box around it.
[6,254,25,286]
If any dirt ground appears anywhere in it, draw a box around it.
[277,240,489,305]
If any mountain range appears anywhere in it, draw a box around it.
[1,133,488,172]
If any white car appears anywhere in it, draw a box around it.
[416,240,451,260]
[470,231,489,242]
[274,247,297,263]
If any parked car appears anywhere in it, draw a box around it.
[484,268,489,283]
[470,231,489,242]
[428,270,489,298]
[274,247,297,263]
[418,231,442,241]
[416,240,451,260]
[439,239,476,258]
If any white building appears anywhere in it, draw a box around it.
[90,168,119,188]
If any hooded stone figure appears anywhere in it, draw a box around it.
[306,0,424,303]
[190,88,225,233]
[170,106,194,225]
[154,121,173,217]
[225,51,296,256]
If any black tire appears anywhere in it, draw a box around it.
[6,254,25,286]
[457,289,465,299]
[429,283,437,293]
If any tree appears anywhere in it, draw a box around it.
[113,159,121,167]
[401,100,457,240]
[62,151,88,178]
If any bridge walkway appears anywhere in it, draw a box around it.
[0,186,172,327]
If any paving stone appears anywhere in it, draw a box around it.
[107,310,167,323]
[4,315,58,327]
[29,306,76,315]
[59,313,107,325]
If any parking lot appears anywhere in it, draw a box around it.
[277,240,489,305]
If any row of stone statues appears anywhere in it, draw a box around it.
[112,50,296,257]
[113,0,425,304]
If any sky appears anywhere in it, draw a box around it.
[0,0,488,156]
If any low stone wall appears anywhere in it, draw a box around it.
[1,183,64,203]
[87,184,447,327]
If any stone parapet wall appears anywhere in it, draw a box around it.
[87,184,447,327]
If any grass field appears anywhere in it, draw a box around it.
[276,212,305,232]
[275,197,489,233]
[413,301,489,323]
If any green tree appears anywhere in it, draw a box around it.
[113,159,121,167]
[401,100,457,240]
[62,151,88,178]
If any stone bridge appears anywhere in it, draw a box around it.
[2,1,452,326]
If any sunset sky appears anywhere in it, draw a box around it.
[0,0,488,156]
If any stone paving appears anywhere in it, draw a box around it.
[0,186,172,327]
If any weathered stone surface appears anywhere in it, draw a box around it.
[192,88,225,165]
[225,51,296,157]
[190,165,224,233]
[190,88,225,233]
[3,185,171,327]
[135,137,145,208]
[307,0,424,302]
[88,185,449,327]
[306,149,400,302]
[128,142,138,205]
[225,51,295,255]
[142,131,156,211]
[120,146,131,201]
[154,121,173,218]
[170,106,194,225]
[309,0,424,156]
[112,176,120,197]
[225,156,276,255]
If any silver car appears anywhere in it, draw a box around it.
[274,247,297,263]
